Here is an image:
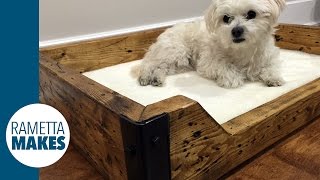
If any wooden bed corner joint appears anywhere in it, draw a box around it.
[120,113,171,180]
[39,54,172,180]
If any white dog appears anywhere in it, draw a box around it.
[138,0,286,88]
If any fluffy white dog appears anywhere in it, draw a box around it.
[138,0,286,88]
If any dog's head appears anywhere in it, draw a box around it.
[205,0,285,48]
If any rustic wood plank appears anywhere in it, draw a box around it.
[275,24,320,55]
[40,55,140,180]
[140,95,231,179]
[222,78,320,135]
[40,28,166,72]
[140,95,197,121]
[168,103,230,179]
[40,54,145,121]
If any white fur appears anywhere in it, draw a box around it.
[138,0,286,88]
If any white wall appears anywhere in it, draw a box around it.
[40,0,320,47]
[40,0,211,45]
[280,0,319,25]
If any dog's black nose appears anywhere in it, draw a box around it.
[232,26,244,38]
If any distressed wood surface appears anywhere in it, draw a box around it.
[39,24,320,180]
[40,55,136,180]
[222,78,320,135]
[39,54,144,121]
[139,95,231,179]
[41,28,166,72]
[275,24,320,55]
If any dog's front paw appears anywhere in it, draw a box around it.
[150,76,164,87]
[265,77,285,87]
[216,76,244,88]
[138,75,151,86]
[265,79,284,87]
[138,75,164,87]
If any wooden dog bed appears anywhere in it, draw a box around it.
[39,24,320,180]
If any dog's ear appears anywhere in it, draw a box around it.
[204,0,218,33]
[268,0,286,24]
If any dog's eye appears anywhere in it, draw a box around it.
[223,15,231,23]
[246,10,256,20]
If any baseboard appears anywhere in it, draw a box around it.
[39,16,202,48]
[304,21,320,26]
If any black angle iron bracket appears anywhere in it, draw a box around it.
[120,113,171,180]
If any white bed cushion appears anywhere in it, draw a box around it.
[83,49,320,124]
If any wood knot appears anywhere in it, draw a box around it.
[192,131,202,138]
[274,35,283,42]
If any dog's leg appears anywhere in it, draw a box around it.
[259,66,284,87]
[139,63,169,86]
[138,62,154,86]
[215,64,245,88]
[138,42,191,86]
[149,65,168,86]
[139,58,191,86]
[197,55,245,88]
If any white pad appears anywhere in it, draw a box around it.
[83,49,320,124]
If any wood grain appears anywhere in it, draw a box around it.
[275,24,320,55]
[222,78,320,135]
[39,54,144,121]
[41,28,166,72]
[40,55,134,180]
[139,95,231,179]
